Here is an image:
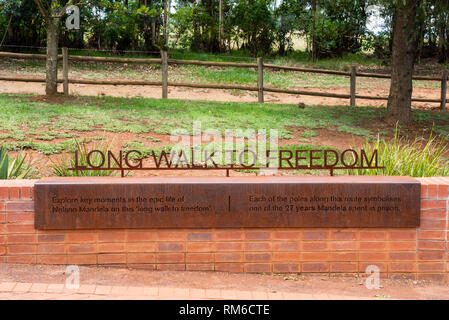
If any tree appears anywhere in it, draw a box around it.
[173,0,223,52]
[0,0,46,50]
[218,0,223,51]
[232,0,275,55]
[33,0,79,95]
[311,0,318,62]
[310,0,369,58]
[273,0,305,56]
[136,0,164,51]
[386,0,423,124]
[433,0,449,63]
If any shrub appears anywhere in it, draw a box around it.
[348,128,449,177]
[51,139,117,177]
[0,146,34,179]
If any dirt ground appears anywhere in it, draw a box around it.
[18,125,367,177]
[0,90,449,176]
[0,80,443,110]
[0,71,447,178]
[0,263,448,300]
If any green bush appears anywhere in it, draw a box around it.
[0,146,34,179]
[51,139,117,177]
[348,129,449,177]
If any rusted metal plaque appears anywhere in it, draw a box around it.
[34,176,420,229]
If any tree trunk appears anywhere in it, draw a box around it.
[219,0,223,52]
[416,22,424,64]
[311,0,318,63]
[438,11,448,63]
[386,0,418,125]
[438,24,447,63]
[150,0,155,43]
[192,6,199,50]
[45,18,59,95]
[163,0,169,48]
[279,38,285,56]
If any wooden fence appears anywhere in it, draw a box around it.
[0,49,447,110]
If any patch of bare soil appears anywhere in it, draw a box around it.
[2,83,447,177]
[1,263,448,300]
[12,124,377,178]
[11,129,266,177]
[10,123,449,178]
[282,127,366,151]
[0,81,444,110]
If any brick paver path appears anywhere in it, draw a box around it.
[0,281,377,300]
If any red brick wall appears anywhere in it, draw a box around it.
[0,178,448,281]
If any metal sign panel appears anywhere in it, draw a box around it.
[34,176,421,229]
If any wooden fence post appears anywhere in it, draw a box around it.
[441,70,448,111]
[257,57,264,103]
[350,65,357,106]
[62,47,69,95]
[161,50,168,99]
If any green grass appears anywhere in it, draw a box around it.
[0,49,381,90]
[348,129,449,177]
[3,138,92,155]
[4,49,446,90]
[51,139,117,177]
[169,49,384,72]
[412,80,441,89]
[337,125,372,136]
[435,126,449,137]
[0,92,446,177]
[0,93,447,181]
[301,129,319,139]
[122,140,173,160]
[1,57,351,89]
[0,93,393,155]
[143,135,162,142]
[179,65,349,89]
[267,51,383,71]
[18,48,382,69]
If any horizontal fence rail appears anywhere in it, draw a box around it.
[0,50,447,110]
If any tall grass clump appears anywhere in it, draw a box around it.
[51,139,117,177]
[0,146,34,179]
[348,128,449,177]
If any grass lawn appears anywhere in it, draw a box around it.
[1,50,443,91]
[0,58,355,89]
[0,93,448,177]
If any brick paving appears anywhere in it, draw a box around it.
[0,281,379,300]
